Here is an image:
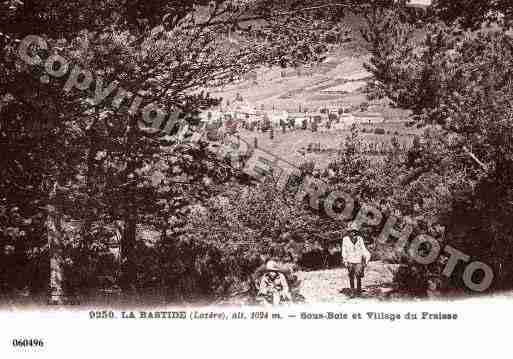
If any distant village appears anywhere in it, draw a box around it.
[199,94,386,136]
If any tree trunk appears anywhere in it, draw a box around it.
[120,116,138,296]
[120,207,137,295]
[47,182,65,305]
[81,115,101,249]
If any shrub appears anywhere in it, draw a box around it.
[393,263,429,298]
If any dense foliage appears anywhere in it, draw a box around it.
[0,0,353,302]
[363,6,513,293]
[2,0,513,303]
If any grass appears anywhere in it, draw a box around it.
[238,122,421,170]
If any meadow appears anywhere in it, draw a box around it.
[238,120,421,169]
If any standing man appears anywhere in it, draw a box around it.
[342,222,371,297]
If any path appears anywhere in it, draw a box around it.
[297,261,400,303]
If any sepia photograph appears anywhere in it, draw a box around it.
[1,0,512,355]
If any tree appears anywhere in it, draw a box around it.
[362,8,513,290]
[433,0,513,29]
[1,0,361,301]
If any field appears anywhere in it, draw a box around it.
[238,121,422,169]
[208,13,373,111]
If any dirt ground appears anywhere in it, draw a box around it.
[297,261,400,303]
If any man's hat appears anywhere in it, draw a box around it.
[265,260,281,272]
[347,222,360,232]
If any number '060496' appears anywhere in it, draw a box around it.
[12,339,44,347]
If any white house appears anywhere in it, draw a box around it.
[268,111,289,125]
[406,0,432,8]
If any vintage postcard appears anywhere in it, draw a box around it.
[1,0,512,356]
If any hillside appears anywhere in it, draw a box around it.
[208,13,378,112]
[211,47,374,112]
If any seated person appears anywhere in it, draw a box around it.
[256,260,292,303]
